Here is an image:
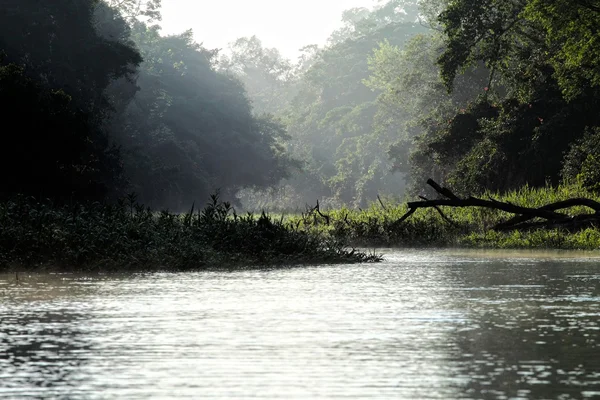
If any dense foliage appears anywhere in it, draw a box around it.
[232,2,430,209]
[427,0,600,195]
[0,0,296,209]
[2,0,600,265]
[0,0,140,201]
[0,195,379,271]
[113,24,298,209]
[0,61,123,201]
[5,0,599,211]
[229,0,600,209]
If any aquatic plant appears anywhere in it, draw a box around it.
[0,194,380,272]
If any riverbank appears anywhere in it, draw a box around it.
[0,195,381,272]
[291,184,600,251]
[3,185,599,272]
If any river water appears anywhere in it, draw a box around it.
[1,249,600,399]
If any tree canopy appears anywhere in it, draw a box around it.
[2,0,599,210]
[233,0,600,208]
[0,0,298,209]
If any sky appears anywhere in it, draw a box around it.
[160,0,376,60]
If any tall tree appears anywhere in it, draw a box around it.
[105,0,162,23]
[114,24,298,209]
[220,36,296,115]
[280,0,427,206]
[401,0,600,194]
[0,0,142,200]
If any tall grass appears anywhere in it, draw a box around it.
[291,184,600,250]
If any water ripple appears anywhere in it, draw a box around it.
[1,250,600,399]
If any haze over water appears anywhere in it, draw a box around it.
[2,249,600,399]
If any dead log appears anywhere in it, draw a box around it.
[426,179,460,201]
[494,198,600,230]
[396,179,600,232]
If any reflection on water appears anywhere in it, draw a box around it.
[0,312,92,398]
[1,250,600,399]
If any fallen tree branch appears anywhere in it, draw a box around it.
[396,179,600,232]
[494,198,600,230]
[419,196,458,227]
[426,179,460,201]
[377,195,388,211]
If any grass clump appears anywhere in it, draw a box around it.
[458,228,600,250]
[0,194,380,272]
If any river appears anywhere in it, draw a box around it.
[1,249,600,399]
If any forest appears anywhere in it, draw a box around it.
[1,0,600,269]
[230,0,600,210]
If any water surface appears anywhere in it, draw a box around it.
[1,249,600,399]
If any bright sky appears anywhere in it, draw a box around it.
[160,0,376,60]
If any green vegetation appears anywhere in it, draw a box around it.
[3,0,600,268]
[232,2,431,209]
[228,0,600,253]
[0,0,296,209]
[230,0,600,211]
[0,194,380,272]
[291,184,600,250]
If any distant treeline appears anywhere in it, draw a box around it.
[225,0,600,209]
